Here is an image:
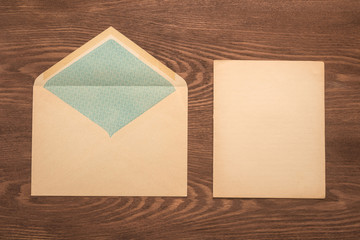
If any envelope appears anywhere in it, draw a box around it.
[32,27,188,196]
[213,60,325,198]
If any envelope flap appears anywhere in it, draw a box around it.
[33,27,187,137]
[34,27,187,88]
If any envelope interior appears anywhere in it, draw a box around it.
[44,39,175,136]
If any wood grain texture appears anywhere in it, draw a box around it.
[0,0,359,239]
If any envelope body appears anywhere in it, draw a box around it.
[32,28,187,196]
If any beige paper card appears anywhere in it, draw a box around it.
[213,60,325,198]
[32,27,187,196]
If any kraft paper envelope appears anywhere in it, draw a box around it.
[213,60,325,198]
[32,27,187,196]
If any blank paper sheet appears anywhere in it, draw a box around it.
[213,60,325,198]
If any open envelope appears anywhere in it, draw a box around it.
[32,27,187,196]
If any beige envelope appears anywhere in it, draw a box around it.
[214,60,325,198]
[32,27,187,196]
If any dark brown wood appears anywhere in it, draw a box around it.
[0,0,359,239]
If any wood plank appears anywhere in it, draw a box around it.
[0,0,359,239]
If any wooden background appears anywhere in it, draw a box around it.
[1,0,359,239]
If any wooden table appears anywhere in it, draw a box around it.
[1,0,359,239]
